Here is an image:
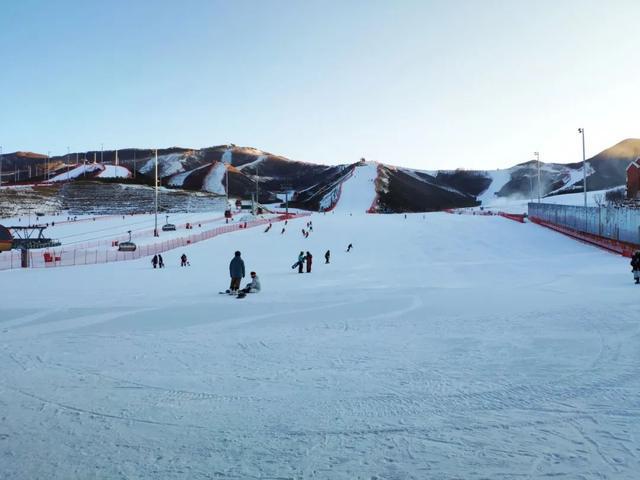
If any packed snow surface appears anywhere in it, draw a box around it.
[1,212,639,479]
[331,163,378,213]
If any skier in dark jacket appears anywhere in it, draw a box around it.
[180,253,189,267]
[229,251,245,292]
[325,250,330,264]
[346,243,353,252]
[631,251,640,284]
[151,254,158,268]
[158,254,164,269]
[305,251,313,273]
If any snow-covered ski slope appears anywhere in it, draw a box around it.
[1,212,639,479]
[332,162,377,213]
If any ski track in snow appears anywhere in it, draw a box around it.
[1,213,640,479]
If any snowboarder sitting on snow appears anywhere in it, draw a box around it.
[305,251,313,273]
[631,250,640,284]
[239,272,261,294]
[152,254,158,269]
[229,251,245,293]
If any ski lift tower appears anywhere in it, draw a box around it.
[4,224,61,267]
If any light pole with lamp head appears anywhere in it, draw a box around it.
[578,128,587,208]
[534,151,540,203]
[154,149,159,237]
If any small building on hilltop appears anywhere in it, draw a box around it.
[627,158,640,199]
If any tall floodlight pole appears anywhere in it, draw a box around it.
[225,163,230,207]
[101,143,104,164]
[154,149,159,237]
[67,146,71,181]
[255,165,259,207]
[46,151,50,181]
[0,145,3,188]
[578,128,587,208]
[534,151,540,203]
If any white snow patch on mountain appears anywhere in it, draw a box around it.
[477,169,513,204]
[167,165,210,187]
[202,162,226,194]
[221,149,232,165]
[98,165,131,179]
[48,164,103,182]
[140,153,186,177]
[237,155,267,171]
[548,163,596,195]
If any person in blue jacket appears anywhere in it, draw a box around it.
[229,251,245,293]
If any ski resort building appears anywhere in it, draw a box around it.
[626,158,640,199]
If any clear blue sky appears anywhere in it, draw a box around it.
[1,0,638,169]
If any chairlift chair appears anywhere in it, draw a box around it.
[162,215,176,232]
[118,230,137,252]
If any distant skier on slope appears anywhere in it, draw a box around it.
[158,254,165,269]
[151,254,158,269]
[305,251,313,273]
[631,250,640,284]
[325,250,330,264]
[180,253,189,267]
[346,243,353,252]
[229,251,245,293]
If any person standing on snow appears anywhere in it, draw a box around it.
[294,251,305,273]
[346,243,353,252]
[229,251,245,292]
[151,254,158,269]
[325,250,330,264]
[305,251,313,273]
[158,254,165,269]
[631,250,640,284]
[180,253,189,267]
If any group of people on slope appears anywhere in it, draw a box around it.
[229,251,261,296]
[151,253,190,268]
[293,251,313,273]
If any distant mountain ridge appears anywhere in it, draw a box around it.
[1,139,638,213]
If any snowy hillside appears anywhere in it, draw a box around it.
[331,162,378,213]
[1,211,639,479]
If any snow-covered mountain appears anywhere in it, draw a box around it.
[1,139,638,214]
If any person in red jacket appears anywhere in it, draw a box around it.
[305,251,313,273]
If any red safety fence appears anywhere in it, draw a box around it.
[498,212,526,223]
[529,216,639,257]
[0,213,307,270]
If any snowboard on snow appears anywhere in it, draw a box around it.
[219,290,248,299]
